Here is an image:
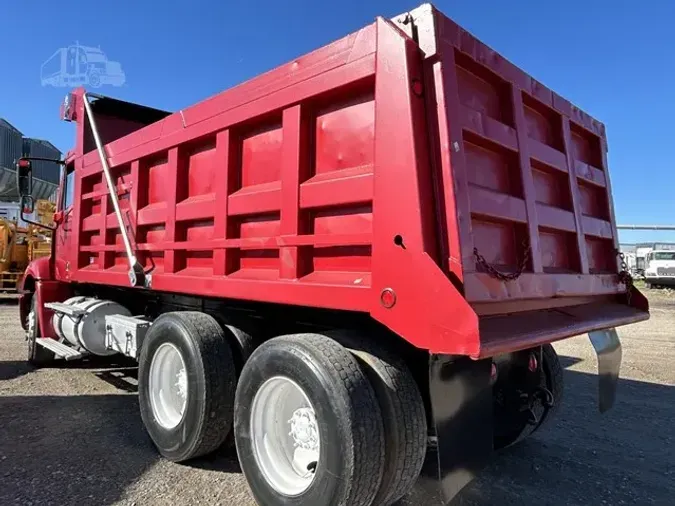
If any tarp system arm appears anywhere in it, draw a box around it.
[82,92,145,287]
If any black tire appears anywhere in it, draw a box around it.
[234,333,385,506]
[27,296,54,366]
[138,311,236,462]
[210,316,260,450]
[537,343,563,431]
[332,332,427,506]
[494,344,564,449]
[210,314,259,376]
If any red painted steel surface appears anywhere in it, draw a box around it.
[46,5,647,356]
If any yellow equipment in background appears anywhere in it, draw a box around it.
[0,219,29,290]
[0,200,55,291]
[27,200,55,261]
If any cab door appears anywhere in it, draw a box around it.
[54,163,77,281]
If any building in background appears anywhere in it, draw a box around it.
[0,118,61,202]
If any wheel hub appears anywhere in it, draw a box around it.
[26,307,36,341]
[289,407,319,451]
[175,368,188,400]
[250,376,321,496]
[148,343,188,429]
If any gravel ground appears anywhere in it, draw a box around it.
[0,291,673,506]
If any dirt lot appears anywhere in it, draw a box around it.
[0,292,673,506]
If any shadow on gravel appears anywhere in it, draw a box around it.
[557,355,583,369]
[0,360,32,381]
[188,441,242,474]
[95,367,139,393]
[404,364,674,506]
[0,356,139,382]
[0,360,672,505]
[0,295,19,305]
[0,393,157,506]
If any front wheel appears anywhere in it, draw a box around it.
[234,333,386,506]
[27,296,54,366]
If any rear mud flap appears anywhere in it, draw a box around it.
[588,328,622,413]
[412,355,493,504]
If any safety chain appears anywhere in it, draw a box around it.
[616,250,633,305]
[474,241,531,282]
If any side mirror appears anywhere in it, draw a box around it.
[21,195,35,215]
[16,158,33,196]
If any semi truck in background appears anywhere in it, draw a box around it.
[15,4,648,505]
[644,250,675,288]
[617,236,675,286]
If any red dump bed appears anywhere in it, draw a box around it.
[56,4,647,357]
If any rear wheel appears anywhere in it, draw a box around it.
[234,333,385,506]
[493,344,563,449]
[333,333,427,505]
[138,312,236,462]
[27,296,54,366]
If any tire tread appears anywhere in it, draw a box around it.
[141,311,236,461]
[273,334,385,506]
[331,333,426,505]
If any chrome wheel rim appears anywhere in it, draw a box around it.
[148,343,188,429]
[250,376,320,496]
[27,306,36,340]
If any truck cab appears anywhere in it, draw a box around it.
[644,250,675,287]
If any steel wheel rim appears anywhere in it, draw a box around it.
[250,376,320,496]
[148,343,188,429]
[27,305,36,339]
[27,304,37,353]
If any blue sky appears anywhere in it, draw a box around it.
[1,0,673,243]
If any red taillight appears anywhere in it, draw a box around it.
[528,353,538,372]
[380,288,397,308]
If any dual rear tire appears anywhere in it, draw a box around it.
[138,314,427,506]
[139,312,237,462]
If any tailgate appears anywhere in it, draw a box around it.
[396,5,649,356]
[410,7,626,301]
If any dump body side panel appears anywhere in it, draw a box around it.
[59,19,480,354]
[67,27,379,313]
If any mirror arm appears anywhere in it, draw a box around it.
[16,156,64,232]
[19,200,57,232]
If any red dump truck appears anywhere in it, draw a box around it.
[16,4,648,505]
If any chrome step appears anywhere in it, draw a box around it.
[44,302,85,317]
[35,338,83,360]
